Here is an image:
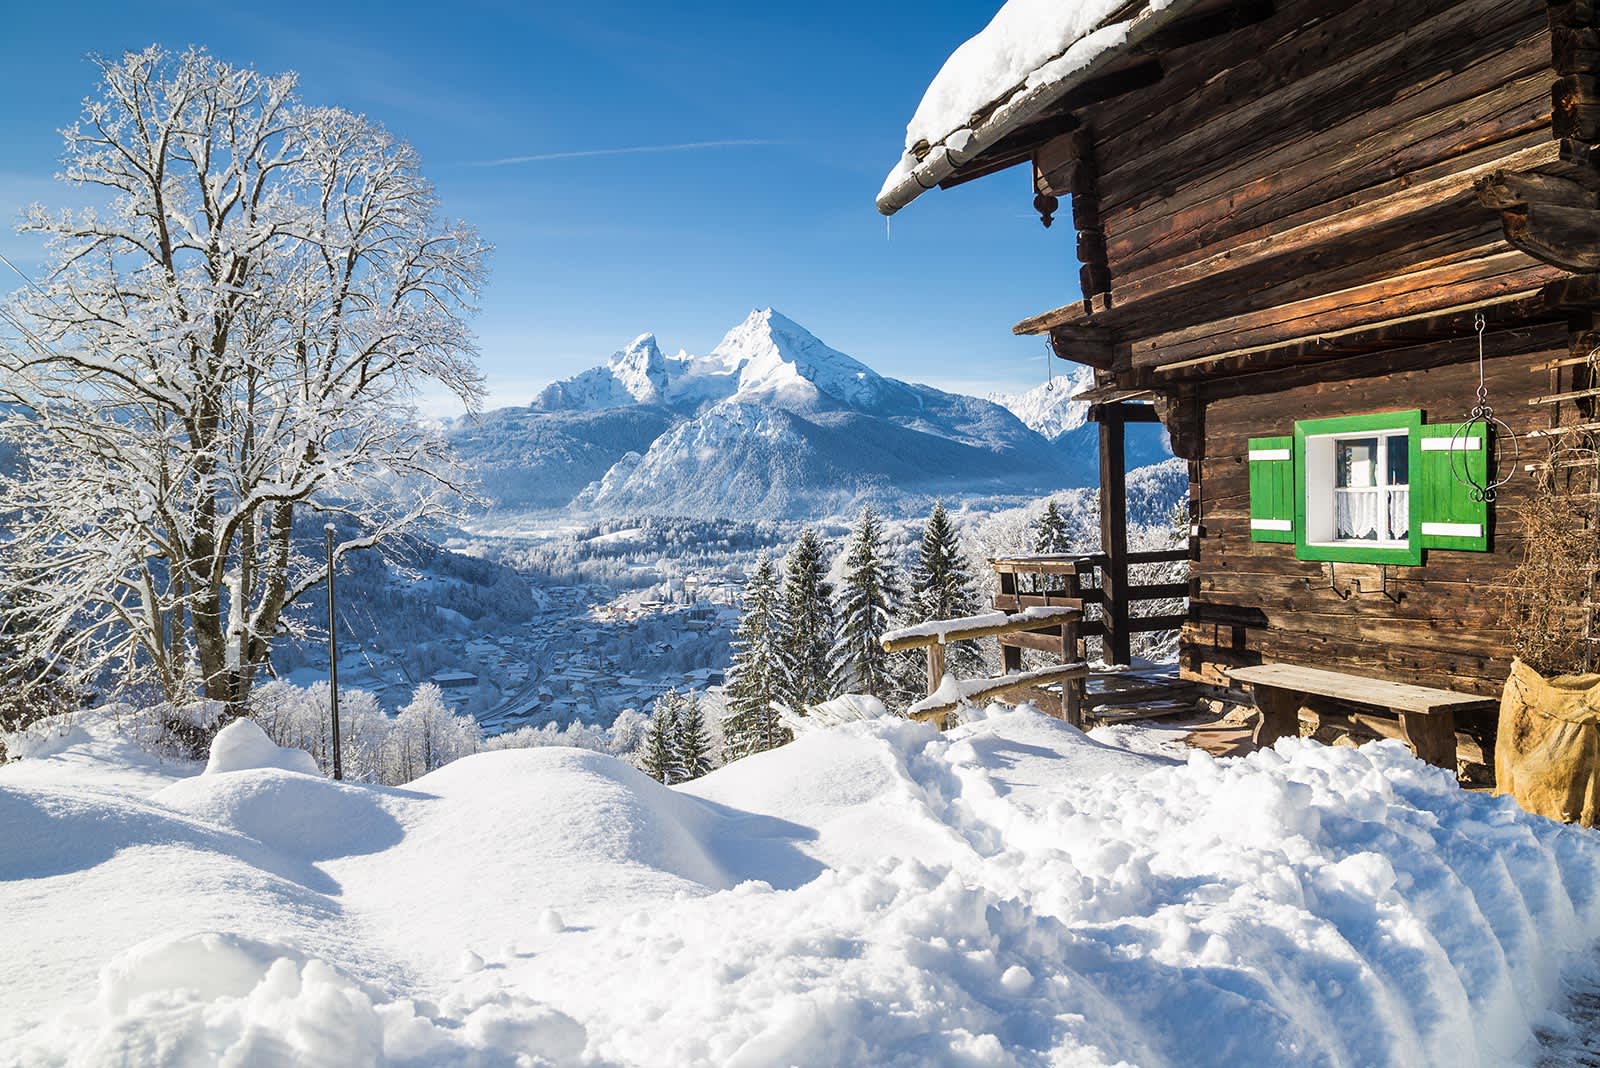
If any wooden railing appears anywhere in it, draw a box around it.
[991,547,1191,662]
[875,547,1191,732]
[880,607,1088,728]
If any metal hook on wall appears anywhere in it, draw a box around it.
[1450,312,1518,503]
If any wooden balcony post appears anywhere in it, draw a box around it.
[1097,403,1132,664]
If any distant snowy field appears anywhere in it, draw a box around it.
[5,709,1600,1067]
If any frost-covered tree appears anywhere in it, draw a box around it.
[897,501,984,693]
[0,48,487,718]
[723,554,789,760]
[830,506,901,699]
[674,691,712,782]
[639,690,682,784]
[393,682,480,782]
[0,586,77,758]
[776,528,835,712]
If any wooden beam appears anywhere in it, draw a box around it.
[1527,420,1600,436]
[1034,141,1562,331]
[989,554,1099,575]
[906,663,1091,725]
[1130,253,1555,368]
[935,63,1165,194]
[1099,403,1131,665]
[1073,384,1155,404]
[1151,289,1551,377]
[939,113,1081,192]
[1500,203,1600,271]
[1096,402,1161,424]
[880,607,1082,653]
[1475,170,1597,210]
[1047,325,1117,368]
[1540,272,1600,310]
[1133,0,1276,54]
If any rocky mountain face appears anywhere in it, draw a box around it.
[451,309,1174,519]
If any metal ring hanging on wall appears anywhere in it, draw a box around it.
[1450,312,1518,503]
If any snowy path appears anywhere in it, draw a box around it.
[7,708,1600,1067]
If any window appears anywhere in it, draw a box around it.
[1306,430,1409,546]
[1247,409,1489,564]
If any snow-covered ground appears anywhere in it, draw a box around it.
[5,707,1600,1066]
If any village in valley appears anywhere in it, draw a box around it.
[7,1,1600,1066]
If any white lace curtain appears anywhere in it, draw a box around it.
[1336,488,1409,541]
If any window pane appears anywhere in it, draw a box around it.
[1386,435,1409,487]
[1336,438,1378,488]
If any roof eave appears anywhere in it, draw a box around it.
[876,0,1214,218]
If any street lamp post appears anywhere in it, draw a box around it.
[325,523,343,781]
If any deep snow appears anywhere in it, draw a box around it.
[4,706,1600,1066]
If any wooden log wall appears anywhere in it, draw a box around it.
[1180,322,1569,709]
[1028,0,1574,372]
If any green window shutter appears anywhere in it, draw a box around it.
[1417,422,1489,552]
[1248,435,1295,543]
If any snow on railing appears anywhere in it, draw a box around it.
[881,606,1078,651]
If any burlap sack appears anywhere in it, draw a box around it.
[1495,658,1600,826]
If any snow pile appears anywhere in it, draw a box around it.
[782,692,894,732]
[5,708,1600,1066]
[203,717,320,776]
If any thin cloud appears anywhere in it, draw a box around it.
[472,139,781,167]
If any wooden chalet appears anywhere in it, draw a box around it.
[879,0,1600,771]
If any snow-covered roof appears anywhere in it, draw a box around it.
[877,0,1207,216]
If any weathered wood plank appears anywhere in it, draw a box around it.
[1228,663,1497,715]
[881,607,1081,653]
[906,664,1091,725]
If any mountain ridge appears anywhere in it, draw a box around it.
[453,309,1172,519]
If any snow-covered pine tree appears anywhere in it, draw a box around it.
[1032,499,1074,592]
[674,691,713,781]
[830,506,902,699]
[776,528,836,712]
[897,501,985,695]
[723,555,790,760]
[1033,500,1073,554]
[639,690,682,784]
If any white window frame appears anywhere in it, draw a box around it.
[1303,428,1411,549]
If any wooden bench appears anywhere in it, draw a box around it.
[1227,663,1498,770]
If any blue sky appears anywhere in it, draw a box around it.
[0,1,1078,412]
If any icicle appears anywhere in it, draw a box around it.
[1044,336,1055,392]
[886,216,892,242]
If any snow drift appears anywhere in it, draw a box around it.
[3,707,1600,1066]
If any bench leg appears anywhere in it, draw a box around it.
[1398,709,1456,771]
[1252,686,1304,749]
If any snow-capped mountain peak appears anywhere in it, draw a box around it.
[709,309,891,409]
[485,311,1172,518]
[989,364,1097,441]
[606,333,669,403]
[531,333,676,411]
